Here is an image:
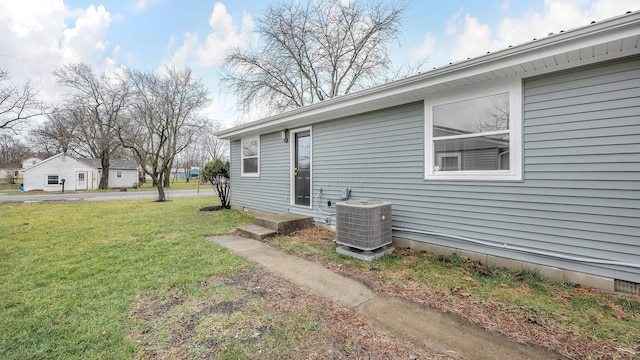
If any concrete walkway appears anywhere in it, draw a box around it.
[210,235,563,360]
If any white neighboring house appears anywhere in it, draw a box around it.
[75,158,139,189]
[22,153,138,191]
[0,163,22,182]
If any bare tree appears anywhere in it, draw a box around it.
[54,63,129,189]
[29,107,81,157]
[118,67,208,202]
[0,67,47,133]
[173,120,229,184]
[0,133,34,163]
[221,0,408,113]
[473,94,510,135]
[200,121,229,161]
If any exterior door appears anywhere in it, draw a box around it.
[293,131,311,206]
[76,172,87,190]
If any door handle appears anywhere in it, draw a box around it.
[293,167,298,176]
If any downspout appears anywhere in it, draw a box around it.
[391,227,640,269]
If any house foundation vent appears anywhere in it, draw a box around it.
[336,198,392,251]
[615,279,640,294]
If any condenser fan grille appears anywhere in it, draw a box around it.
[336,199,392,251]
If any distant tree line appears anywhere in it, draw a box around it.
[1,63,225,202]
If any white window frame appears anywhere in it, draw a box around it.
[241,136,260,177]
[116,170,123,178]
[425,81,522,181]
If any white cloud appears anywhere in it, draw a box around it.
[196,2,257,67]
[445,0,640,63]
[127,0,161,13]
[412,33,436,59]
[0,1,115,113]
[449,14,496,61]
[162,2,257,70]
[61,5,112,64]
[445,10,463,36]
[160,32,199,73]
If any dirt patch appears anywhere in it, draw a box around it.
[129,267,452,359]
[199,205,230,211]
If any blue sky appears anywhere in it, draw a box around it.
[1,0,638,130]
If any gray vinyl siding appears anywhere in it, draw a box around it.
[230,132,290,214]
[461,147,499,170]
[231,57,640,282]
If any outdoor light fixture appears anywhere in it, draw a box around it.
[281,129,289,142]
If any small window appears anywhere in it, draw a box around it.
[241,136,260,176]
[47,175,59,185]
[116,170,123,178]
[436,153,461,171]
[14,170,19,177]
[426,84,522,181]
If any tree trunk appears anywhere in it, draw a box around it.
[163,167,170,188]
[99,155,110,189]
[156,182,166,202]
[156,172,166,201]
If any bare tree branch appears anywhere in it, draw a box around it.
[53,63,130,189]
[0,68,47,133]
[0,133,35,163]
[28,108,81,157]
[118,67,209,201]
[221,0,409,115]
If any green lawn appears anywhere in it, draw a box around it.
[3,198,638,359]
[0,198,253,359]
[0,198,430,359]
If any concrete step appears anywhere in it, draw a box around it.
[236,224,277,240]
[254,214,313,234]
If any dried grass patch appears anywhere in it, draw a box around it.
[129,267,451,359]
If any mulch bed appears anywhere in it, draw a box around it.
[199,206,230,211]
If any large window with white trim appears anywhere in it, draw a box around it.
[241,136,260,176]
[426,84,522,181]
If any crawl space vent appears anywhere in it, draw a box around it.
[336,198,392,251]
[615,279,640,294]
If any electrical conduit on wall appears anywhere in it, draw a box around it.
[391,227,640,269]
